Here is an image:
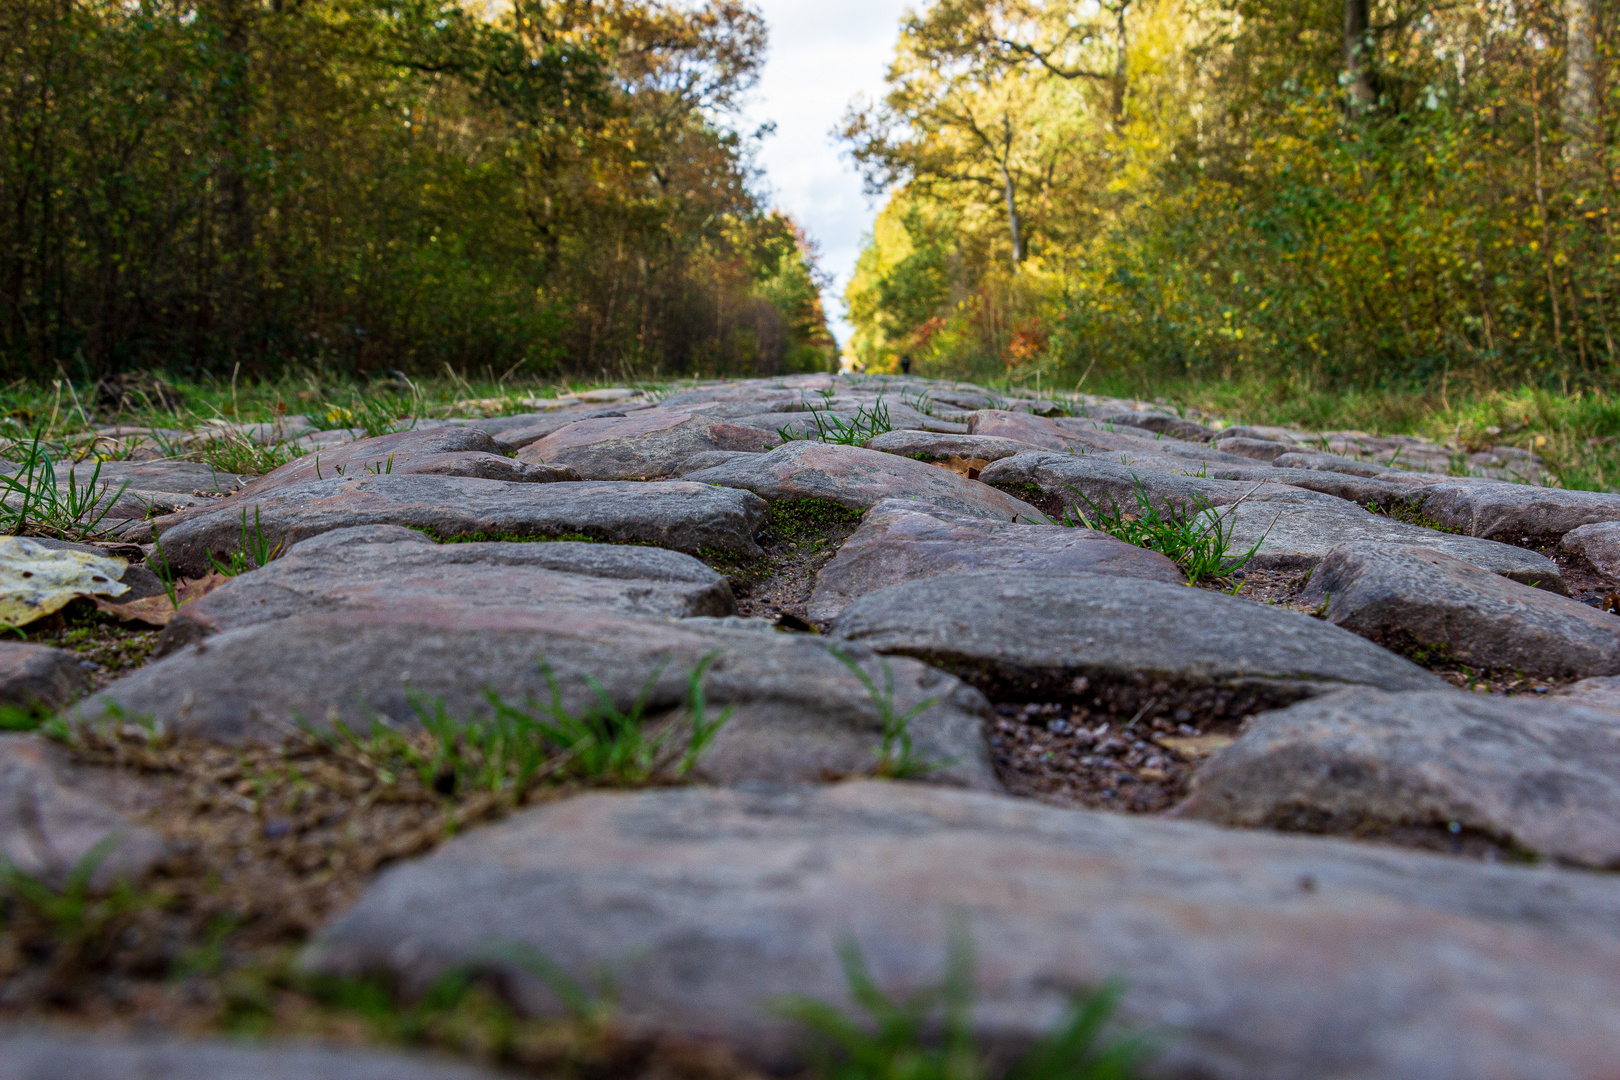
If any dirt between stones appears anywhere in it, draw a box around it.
[710,499,862,625]
[0,723,749,1077]
[989,701,1237,813]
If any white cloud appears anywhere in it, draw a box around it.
[740,0,909,345]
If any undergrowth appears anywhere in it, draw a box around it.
[777,932,1151,1080]
[1057,480,1262,585]
[779,398,893,445]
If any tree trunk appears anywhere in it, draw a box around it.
[1112,2,1129,127]
[1000,165,1022,266]
[1343,0,1375,110]
[1565,0,1598,161]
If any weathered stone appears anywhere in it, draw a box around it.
[0,734,169,889]
[155,525,735,654]
[41,459,252,521]
[978,452,1340,519]
[0,1029,524,1080]
[1554,675,1620,710]
[969,410,1107,452]
[1207,464,1417,510]
[234,428,511,499]
[1416,481,1620,543]
[862,431,1043,463]
[515,412,775,480]
[1560,520,1620,580]
[1194,500,1567,589]
[0,643,91,711]
[1271,450,1392,477]
[683,442,1042,520]
[395,451,580,483]
[1303,542,1619,678]
[76,609,996,788]
[482,407,634,449]
[150,475,768,575]
[1081,408,1216,442]
[1211,435,1296,461]
[1174,687,1620,868]
[56,459,249,496]
[830,571,1443,722]
[304,781,1620,1080]
[1210,424,1304,444]
[673,450,760,475]
[806,501,1183,623]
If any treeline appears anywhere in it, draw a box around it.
[843,0,1620,392]
[0,0,835,379]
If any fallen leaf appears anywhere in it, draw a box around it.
[1153,734,1234,760]
[936,455,992,480]
[94,572,229,626]
[0,536,130,627]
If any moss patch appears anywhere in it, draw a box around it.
[26,601,162,689]
[1367,501,1463,534]
[701,498,862,624]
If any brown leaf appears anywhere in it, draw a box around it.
[1153,734,1234,760]
[93,572,229,626]
[936,455,993,480]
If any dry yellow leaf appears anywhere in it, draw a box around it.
[0,535,130,627]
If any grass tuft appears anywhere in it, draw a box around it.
[776,930,1152,1080]
[1057,479,1262,585]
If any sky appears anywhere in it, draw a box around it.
[738,0,911,349]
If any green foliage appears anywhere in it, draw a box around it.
[827,646,946,778]
[0,703,52,732]
[1059,481,1262,585]
[777,933,1151,1080]
[310,391,422,438]
[780,399,895,445]
[0,0,832,378]
[326,653,733,802]
[843,0,1620,401]
[0,833,155,961]
[0,427,130,539]
[193,434,305,477]
[208,506,284,577]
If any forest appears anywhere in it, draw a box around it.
[0,0,837,380]
[843,0,1620,402]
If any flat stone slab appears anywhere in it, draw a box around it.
[76,608,996,788]
[302,781,1620,1080]
[0,1029,510,1080]
[150,475,769,575]
[1271,450,1392,477]
[1416,481,1620,543]
[228,428,530,500]
[1555,675,1620,709]
[862,430,1043,463]
[1304,542,1620,678]
[979,452,1340,520]
[683,441,1041,520]
[1195,500,1567,590]
[1080,408,1216,442]
[0,734,169,889]
[57,459,248,495]
[0,642,90,711]
[1560,520,1620,579]
[1211,435,1297,461]
[807,501,1183,622]
[829,571,1443,720]
[1174,687,1620,868]
[1206,464,1416,510]
[515,412,775,479]
[156,525,736,654]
